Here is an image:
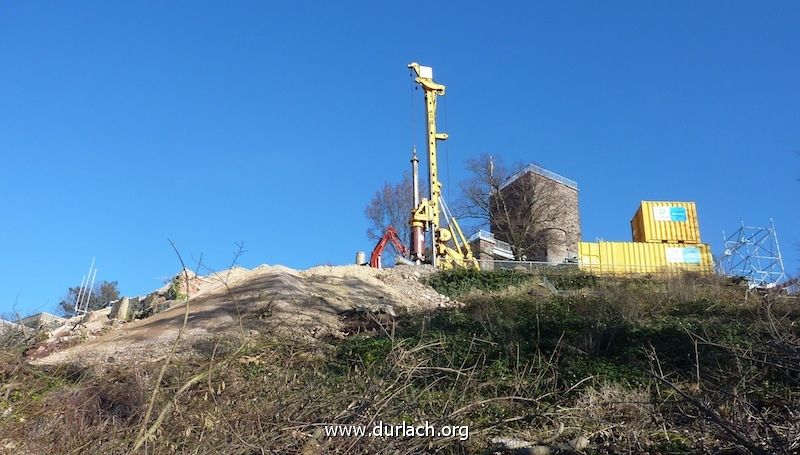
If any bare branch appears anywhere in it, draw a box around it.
[364,172,413,247]
[458,154,574,260]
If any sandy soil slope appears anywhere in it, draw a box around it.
[31,264,454,366]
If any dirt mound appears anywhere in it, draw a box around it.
[31,264,453,366]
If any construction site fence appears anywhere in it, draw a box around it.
[483,260,579,272]
[483,259,714,276]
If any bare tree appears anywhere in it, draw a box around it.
[458,154,571,261]
[364,172,413,247]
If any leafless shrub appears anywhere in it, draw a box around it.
[578,384,653,446]
[26,368,147,446]
[641,297,800,455]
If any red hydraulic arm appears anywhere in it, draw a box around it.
[370,226,409,269]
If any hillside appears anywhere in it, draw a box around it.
[27,264,452,367]
[1,267,799,454]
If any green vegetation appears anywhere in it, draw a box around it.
[424,268,533,297]
[166,275,188,301]
[1,270,798,454]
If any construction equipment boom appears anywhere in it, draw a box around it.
[407,62,479,270]
[370,226,409,269]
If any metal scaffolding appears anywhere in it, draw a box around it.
[717,220,787,288]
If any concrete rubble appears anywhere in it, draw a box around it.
[23,270,197,360]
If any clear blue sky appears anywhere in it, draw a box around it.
[2,1,798,316]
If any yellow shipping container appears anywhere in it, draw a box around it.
[631,201,701,244]
[579,241,714,275]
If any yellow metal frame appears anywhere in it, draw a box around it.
[408,62,479,270]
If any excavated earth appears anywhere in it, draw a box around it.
[30,264,455,366]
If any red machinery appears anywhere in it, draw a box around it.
[370,226,409,269]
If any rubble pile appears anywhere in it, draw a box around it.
[30,264,456,366]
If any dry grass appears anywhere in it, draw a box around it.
[2,270,800,454]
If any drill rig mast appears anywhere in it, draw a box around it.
[408,62,479,270]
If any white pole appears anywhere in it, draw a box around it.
[87,268,98,312]
[85,258,96,283]
[82,268,97,314]
[78,258,96,314]
[75,274,87,316]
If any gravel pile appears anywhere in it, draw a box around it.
[32,264,456,366]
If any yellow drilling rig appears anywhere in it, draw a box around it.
[407,62,480,270]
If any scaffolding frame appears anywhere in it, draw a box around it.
[718,220,787,288]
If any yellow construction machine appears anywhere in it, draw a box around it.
[407,62,479,270]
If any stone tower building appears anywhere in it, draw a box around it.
[490,164,580,263]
